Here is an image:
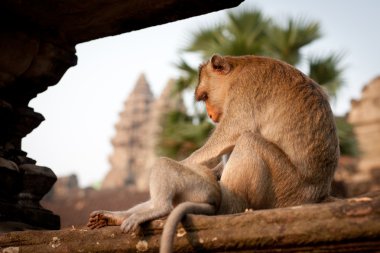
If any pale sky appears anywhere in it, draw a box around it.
[23,0,380,187]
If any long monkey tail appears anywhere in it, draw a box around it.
[160,202,216,253]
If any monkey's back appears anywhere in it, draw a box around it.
[232,56,339,200]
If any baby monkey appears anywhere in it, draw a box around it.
[88,157,222,253]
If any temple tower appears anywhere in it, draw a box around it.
[143,79,186,178]
[102,74,154,190]
[348,76,380,174]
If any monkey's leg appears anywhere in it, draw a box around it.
[220,131,304,211]
[122,201,153,214]
[219,152,269,213]
[88,201,152,229]
[219,132,278,213]
[120,202,172,233]
[241,132,317,206]
[120,158,179,233]
[119,195,173,233]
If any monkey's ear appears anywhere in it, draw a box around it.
[210,54,231,74]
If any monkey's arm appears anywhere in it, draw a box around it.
[182,116,246,167]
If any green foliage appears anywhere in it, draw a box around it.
[175,59,199,93]
[176,10,343,97]
[175,10,271,94]
[308,54,344,98]
[185,11,269,57]
[335,117,358,156]
[158,8,356,159]
[156,110,213,160]
[265,18,321,65]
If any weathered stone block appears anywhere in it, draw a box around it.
[1,191,380,252]
[0,157,21,200]
[18,164,57,208]
[0,0,243,232]
[0,32,39,88]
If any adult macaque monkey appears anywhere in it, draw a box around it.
[88,55,339,252]
[184,54,339,210]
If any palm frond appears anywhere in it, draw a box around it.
[185,25,227,57]
[265,17,321,65]
[174,58,199,92]
[308,53,345,98]
[225,10,269,55]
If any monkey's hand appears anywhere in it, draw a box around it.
[120,213,142,233]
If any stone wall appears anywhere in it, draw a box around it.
[0,32,77,231]
[0,0,243,231]
[348,76,380,174]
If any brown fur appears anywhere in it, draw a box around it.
[88,55,339,252]
[185,54,339,210]
[88,158,221,253]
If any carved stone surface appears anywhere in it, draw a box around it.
[1,0,243,44]
[0,0,242,231]
[42,186,149,228]
[46,174,80,200]
[0,158,59,231]
[0,158,20,201]
[1,191,379,252]
[0,31,75,231]
[348,76,380,174]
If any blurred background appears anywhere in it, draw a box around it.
[22,0,380,228]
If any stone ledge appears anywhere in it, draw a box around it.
[1,0,244,44]
[1,191,379,252]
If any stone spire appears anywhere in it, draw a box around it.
[348,76,380,173]
[143,79,186,178]
[102,73,154,190]
[156,79,186,113]
[131,74,152,96]
[150,78,185,141]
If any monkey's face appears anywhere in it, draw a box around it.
[195,55,232,123]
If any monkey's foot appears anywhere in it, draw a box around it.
[87,210,127,229]
[120,213,142,233]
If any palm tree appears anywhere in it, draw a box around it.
[158,9,355,159]
[177,10,343,95]
[176,10,270,95]
[264,18,321,65]
[156,110,213,159]
[308,54,344,98]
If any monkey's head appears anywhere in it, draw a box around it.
[195,55,233,123]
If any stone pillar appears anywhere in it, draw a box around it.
[102,74,155,191]
[348,76,380,172]
[0,31,77,231]
[347,76,380,195]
